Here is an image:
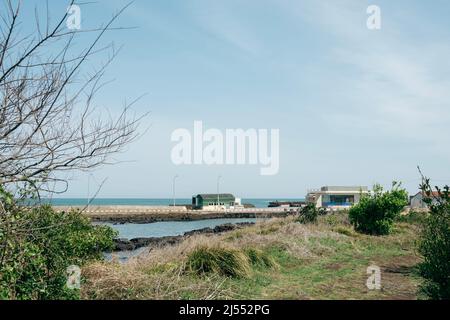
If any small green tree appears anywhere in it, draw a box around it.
[296,203,326,224]
[349,182,408,235]
[0,1,142,300]
[0,186,117,300]
[417,175,450,300]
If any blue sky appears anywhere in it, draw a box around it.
[24,0,450,198]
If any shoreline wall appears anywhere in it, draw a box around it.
[54,205,297,224]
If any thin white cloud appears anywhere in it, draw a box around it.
[186,0,263,55]
[276,0,450,149]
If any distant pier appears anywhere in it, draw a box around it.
[54,205,298,223]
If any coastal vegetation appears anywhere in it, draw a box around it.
[296,203,326,224]
[80,179,448,300]
[186,246,252,279]
[349,182,408,235]
[417,178,450,299]
[81,211,425,300]
[0,0,140,301]
[0,186,117,299]
[1,180,448,300]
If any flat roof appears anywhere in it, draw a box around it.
[195,194,235,200]
[321,186,368,192]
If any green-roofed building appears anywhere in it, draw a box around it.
[192,193,239,210]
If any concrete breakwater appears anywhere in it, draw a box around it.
[113,222,254,251]
[55,205,297,224]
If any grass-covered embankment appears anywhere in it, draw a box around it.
[81,212,424,300]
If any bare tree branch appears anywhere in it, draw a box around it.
[0,0,147,193]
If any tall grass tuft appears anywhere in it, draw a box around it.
[244,248,276,269]
[186,246,251,278]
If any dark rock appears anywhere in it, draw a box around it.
[213,223,236,233]
[129,236,182,249]
[236,222,255,227]
[114,238,136,251]
[184,227,214,236]
[112,222,256,252]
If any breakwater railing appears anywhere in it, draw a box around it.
[54,205,296,215]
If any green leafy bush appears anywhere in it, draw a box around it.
[296,204,325,224]
[0,187,117,300]
[417,181,450,300]
[396,210,428,225]
[186,246,251,278]
[349,182,408,235]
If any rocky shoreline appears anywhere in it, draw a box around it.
[113,222,254,252]
[92,211,293,225]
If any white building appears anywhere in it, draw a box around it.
[306,186,369,209]
[410,191,441,209]
[192,194,243,211]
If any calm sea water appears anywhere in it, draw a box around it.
[46,198,303,257]
[44,198,304,208]
[102,218,262,261]
[102,218,259,239]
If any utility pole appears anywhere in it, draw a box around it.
[87,173,92,208]
[173,175,179,207]
[87,174,90,207]
[217,175,222,209]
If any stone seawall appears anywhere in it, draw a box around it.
[54,206,298,224]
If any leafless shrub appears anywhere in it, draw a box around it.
[0,0,146,194]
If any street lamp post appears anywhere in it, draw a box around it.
[172,175,179,207]
[87,173,93,208]
[87,174,90,207]
[217,175,222,209]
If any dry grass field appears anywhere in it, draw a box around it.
[81,212,424,300]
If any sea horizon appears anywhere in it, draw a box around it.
[41,198,306,208]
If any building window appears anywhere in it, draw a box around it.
[326,195,354,206]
